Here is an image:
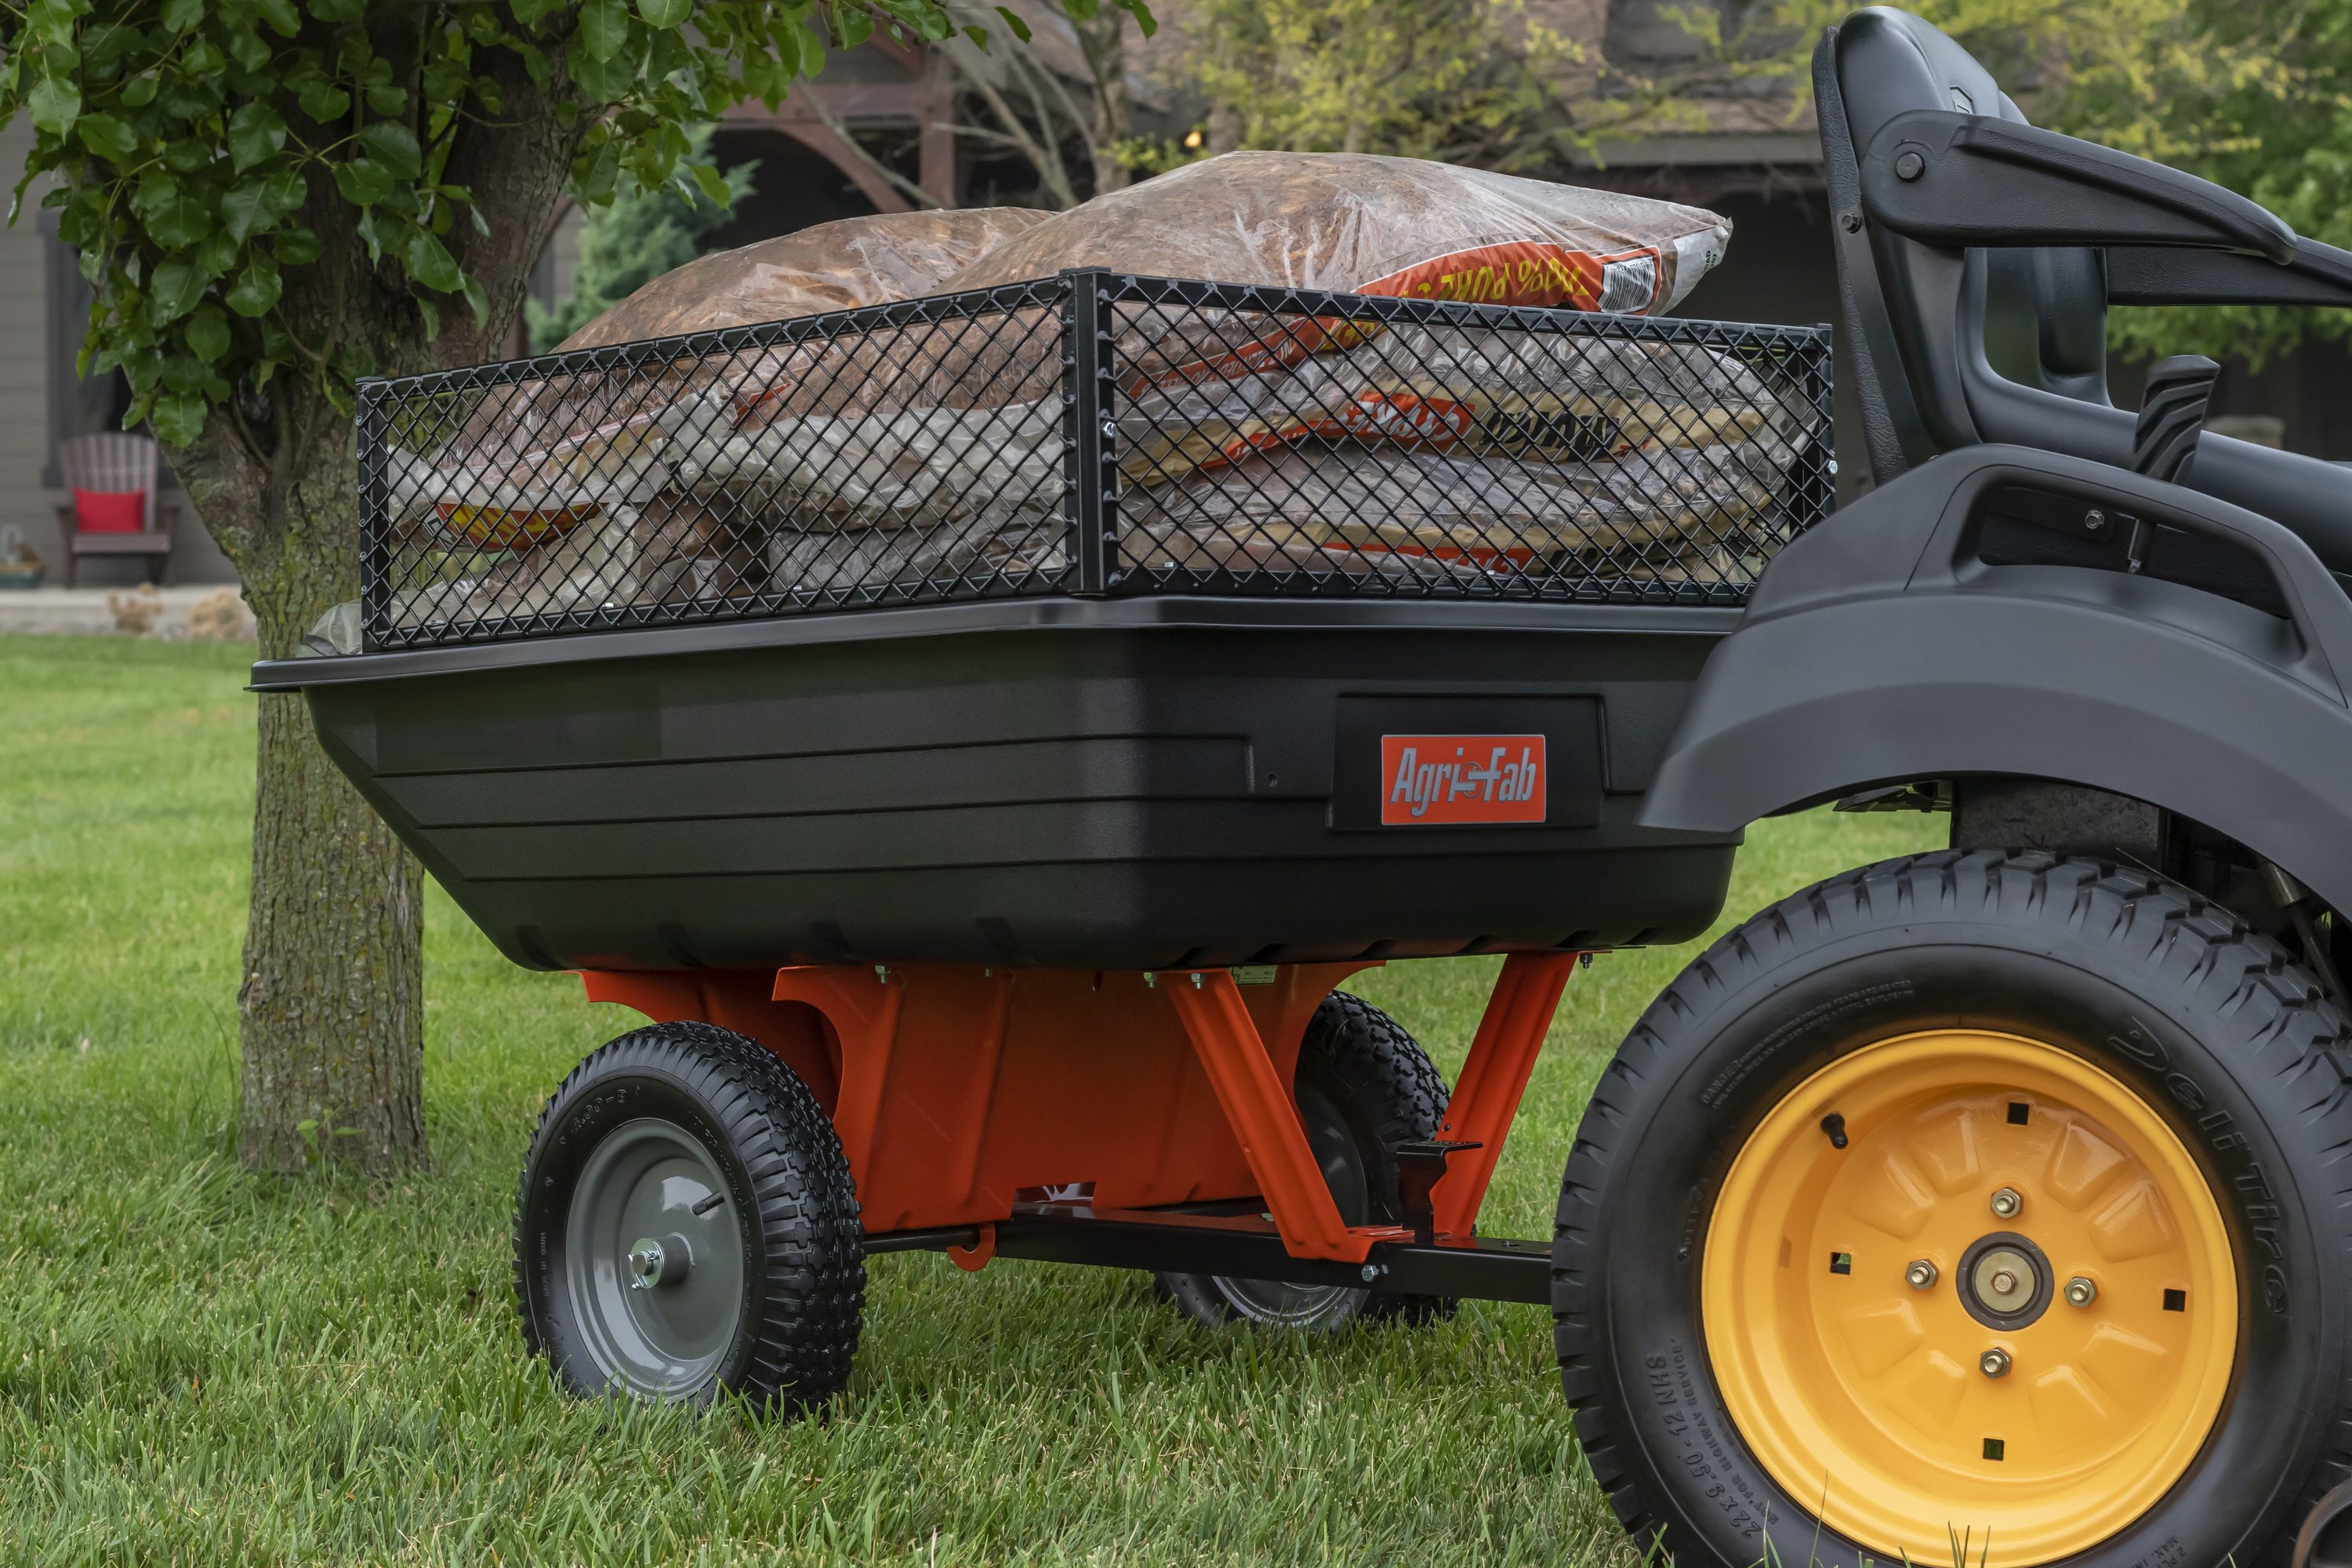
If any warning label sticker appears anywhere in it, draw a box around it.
[1380,735,1547,826]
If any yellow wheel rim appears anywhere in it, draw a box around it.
[1701,1031,2237,1566]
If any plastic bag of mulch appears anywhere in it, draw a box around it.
[550,208,1051,351]
[1117,441,1788,580]
[1115,324,1797,485]
[951,151,1728,316]
[390,208,1054,599]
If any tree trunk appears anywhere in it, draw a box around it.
[210,419,428,1174]
[167,40,580,1177]
[238,690,426,1172]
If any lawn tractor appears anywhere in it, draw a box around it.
[256,8,2352,1563]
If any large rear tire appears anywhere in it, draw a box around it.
[1557,851,2352,1566]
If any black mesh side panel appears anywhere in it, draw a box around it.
[358,270,1833,651]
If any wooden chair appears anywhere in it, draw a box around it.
[53,431,180,588]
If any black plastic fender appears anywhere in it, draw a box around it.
[1640,445,2352,910]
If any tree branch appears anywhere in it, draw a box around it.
[804,92,942,209]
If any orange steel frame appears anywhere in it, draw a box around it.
[583,952,1579,1262]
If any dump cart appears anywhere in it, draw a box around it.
[253,9,2352,1563]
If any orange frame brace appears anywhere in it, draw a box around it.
[1431,951,1581,1236]
[1163,952,1580,1264]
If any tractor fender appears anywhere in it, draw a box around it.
[1639,445,2352,913]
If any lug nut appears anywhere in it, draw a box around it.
[1990,1186,2024,1220]
[1906,1259,1939,1290]
[2064,1276,2098,1308]
[1980,1348,2012,1379]
[1991,1269,2019,1294]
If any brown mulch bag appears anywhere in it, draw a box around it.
[1116,323,1793,485]
[717,151,1732,435]
[394,158,1759,628]
[1120,441,1785,581]
[553,207,1053,350]
[951,151,1728,314]
[383,208,1055,612]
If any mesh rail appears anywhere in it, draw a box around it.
[359,269,1834,652]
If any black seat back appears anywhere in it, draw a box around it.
[1820,9,2112,479]
[1819,7,2352,570]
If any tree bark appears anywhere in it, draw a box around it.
[239,691,426,1171]
[210,395,430,1174]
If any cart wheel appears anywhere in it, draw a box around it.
[1159,990,1452,1330]
[1557,851,2352,1568]
[514,1022,863,1412]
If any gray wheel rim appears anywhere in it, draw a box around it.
[1209,1083,1371,1327]
[564,1117,745,1397]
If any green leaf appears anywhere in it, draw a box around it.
[161,0,205,32]
[414,293,441,341]
[306,0,364,20]
[151,391,207,448]
[297,78,351,124]
[163,138,212,173]
[134,172,214,249]
[356,121,422,180]
[27,0,82,49]
[567,34,637,104]
[147,258,205,321]
[227,102,289,172]
[636,0,690,26]
[74,113,138,162]
[1114,0,1158,38]
[222,169,306,242]
[119,73,158,107]
[226,252,282,317]
[687,160,734,209]
[577,0,630,61]
[461,274,489,328]
[993,5,1033,42]
[194,230,238,278]
[224,24,274,74]
[184,305,231,362]
[402,226,463,292]
[274,227,322,266]
[333,156,395,207]
[255,0,301,35]
[28,75,82,136]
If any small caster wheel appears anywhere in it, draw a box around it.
[514,1022,863,1411]
[1159,990,1455,1330]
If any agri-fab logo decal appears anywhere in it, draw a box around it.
[1381,735,1547,826]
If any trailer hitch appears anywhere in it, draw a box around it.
[1392,1140,1482,1244]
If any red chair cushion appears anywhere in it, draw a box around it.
[73,488,147,534]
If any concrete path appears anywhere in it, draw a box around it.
[0,585,254,638]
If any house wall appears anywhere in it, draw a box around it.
[0,115,53,576]
[1,114,236,586]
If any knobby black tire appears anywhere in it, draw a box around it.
[1555,850,2352,1568]
[1161,989,1455,1329]
[514,1022,864,1413]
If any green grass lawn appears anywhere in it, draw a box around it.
[0,634,1942,1566]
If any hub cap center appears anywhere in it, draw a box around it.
[626,1231,692,1290]
[1958,1231,2053,1329]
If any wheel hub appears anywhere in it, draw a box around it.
[1957,1232,2052,1330]
[1700,1030,2238,1566]
[626,1232,694,1290]
[563,1119,743,1398]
